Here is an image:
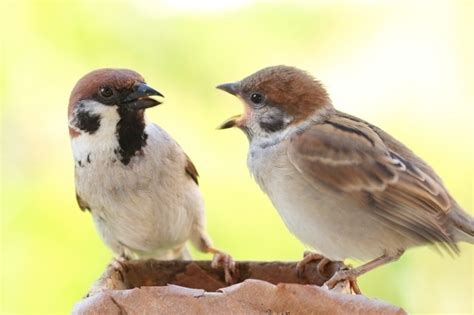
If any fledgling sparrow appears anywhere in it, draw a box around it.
[217,65,473,292]
[69,68,234,282]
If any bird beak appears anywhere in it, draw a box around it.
[216,82,240,96]
[122,83,164,110]
[216,82,242,129]
[218,115,241,129]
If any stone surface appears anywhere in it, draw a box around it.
[73,259,406,314]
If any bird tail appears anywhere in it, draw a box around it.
[451,207,474,244]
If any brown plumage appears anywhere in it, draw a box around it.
[69,68,236,281]
[76,193,90,212]
[68,68,144,117]
[240,65,331,123]
[288,113,457,254]
[68,69,146,138]
[217,65,473,293]
[185,155,199,185]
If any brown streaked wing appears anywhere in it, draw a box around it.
[76,193,91,212]
[287,114,457,253]
[185,154,199,185]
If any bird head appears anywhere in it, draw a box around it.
[68,68,163,138]
[216,65,332,140]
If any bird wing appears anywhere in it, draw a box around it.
[76,192,90,212]
[148,123,200,186]
[287,113,457,253]
[185,154,199,185]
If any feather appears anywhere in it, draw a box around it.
[287,113,459,253]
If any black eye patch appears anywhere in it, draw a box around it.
[259,113,284,132]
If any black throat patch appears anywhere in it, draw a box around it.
[115,107,148,165]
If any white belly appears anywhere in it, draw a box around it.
[72,124,202,258]
[248,142,409,261]
[76,158,197,257]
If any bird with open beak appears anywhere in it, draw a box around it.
[69,68,234,282]
[216,65,473,293]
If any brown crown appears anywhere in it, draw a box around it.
[240,65,332,122]
[68,68,145,117]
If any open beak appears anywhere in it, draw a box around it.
[218,115,241,129]
[122,83,164,110]
[216,82,242,129]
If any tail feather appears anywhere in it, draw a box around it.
[450,207,474,244]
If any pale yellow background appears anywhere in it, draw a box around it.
[1,0,473,314]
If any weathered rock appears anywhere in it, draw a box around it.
[73,259,406,314]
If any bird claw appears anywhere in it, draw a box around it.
[109,255,130,282]
[323,268,362,295]
[296,251,330,279]
[211,251,237,285]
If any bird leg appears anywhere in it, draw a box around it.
[193,229,237,284]
[110,252,131,282]
[296,251,333,278]
[324,249,405,294]
[207,247,237,284]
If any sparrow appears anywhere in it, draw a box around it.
[69,68,234,282]
[216,65,473,292]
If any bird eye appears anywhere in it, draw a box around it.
[99,86,114,98]
[250,93,264,105]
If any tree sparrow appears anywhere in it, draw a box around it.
[217,65,473,292]
[69,69,234,282]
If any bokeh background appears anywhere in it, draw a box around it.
[1,0,473,314]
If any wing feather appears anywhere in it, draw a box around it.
[76,192,90,212]
[185,154,199,185]
[287,114,457,253]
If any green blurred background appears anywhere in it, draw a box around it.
[1,0,473,314]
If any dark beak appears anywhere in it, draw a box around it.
[122,83,164,110]
[216,81,242,129]
[216,82,240,96]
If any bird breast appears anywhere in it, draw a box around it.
[247,139,414,261]
[72,124,201,255]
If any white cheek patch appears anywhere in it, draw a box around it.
[92,106,121,136]
[76,100,121,135]
[70,100,121,163]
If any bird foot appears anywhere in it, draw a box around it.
[296,251,332,279]
[86,256,130,297]
[323,267,362,294]
[211,251,237,285]
[109,255,130,282]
